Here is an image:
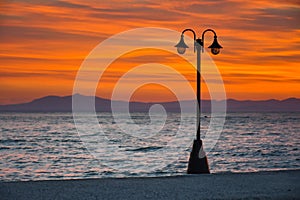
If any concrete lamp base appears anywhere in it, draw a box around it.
[187,139,210,174]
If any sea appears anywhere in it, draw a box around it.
[0,112,299,181]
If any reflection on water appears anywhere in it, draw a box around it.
[0,112,299,181]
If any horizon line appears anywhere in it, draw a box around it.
[1,93,299,106]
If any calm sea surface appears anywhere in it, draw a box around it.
[0,112,299,181]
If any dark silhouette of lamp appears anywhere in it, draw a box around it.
[175,28,222,174]
[175,35,189,54]
[208,36,223,55]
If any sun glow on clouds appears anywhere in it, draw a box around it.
[0,0,299,104]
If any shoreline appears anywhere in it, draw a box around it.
[1,169,299,200]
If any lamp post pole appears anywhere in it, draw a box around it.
[196,41,201,141]
[175,28,222,174]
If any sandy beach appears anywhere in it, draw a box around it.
[1,170,299,200]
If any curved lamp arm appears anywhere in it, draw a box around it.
[201,29,217,53]
[182,29,197,52]
[177,28,221,54]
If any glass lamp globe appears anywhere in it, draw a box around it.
[211,48,220,55]
[177,47,187,54]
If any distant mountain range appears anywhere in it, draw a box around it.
[0,94,299,112]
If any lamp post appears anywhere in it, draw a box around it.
[175,28,222,174]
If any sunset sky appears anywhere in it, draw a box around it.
[1,0,299,104]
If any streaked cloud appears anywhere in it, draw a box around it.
[0,0,299,103]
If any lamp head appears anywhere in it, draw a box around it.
[175,34,189,54]
[208,36,223,55]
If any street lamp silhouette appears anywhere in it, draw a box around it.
[175,28,222,174]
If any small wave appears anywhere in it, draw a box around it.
[125,146,163,152]
[241,132,256,135]
[0,146,10,150]
[100,170,115,175]
[0,139,26,144]
[267,132,281,136]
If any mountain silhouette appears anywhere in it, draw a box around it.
[0,94,299,112]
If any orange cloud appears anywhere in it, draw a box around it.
[96,48,197,102]
[0,0,299,104]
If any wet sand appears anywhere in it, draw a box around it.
[1,170,299,200]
